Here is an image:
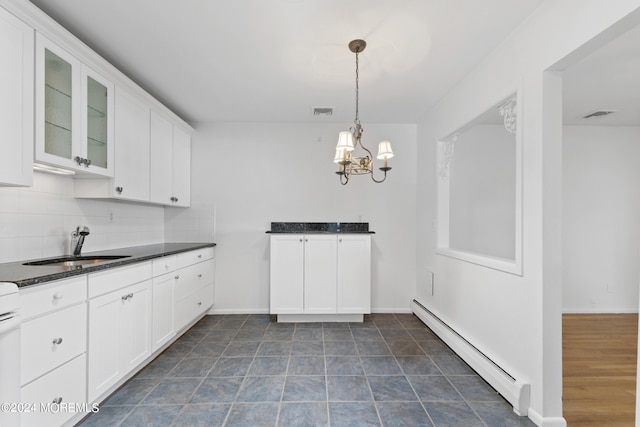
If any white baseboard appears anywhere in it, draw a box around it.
[562,308,639,314]
[371,307,413,314]
[207,308,269,315]
[207,307,414,315]
[527,408,567,427]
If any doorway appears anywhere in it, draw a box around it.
[560,24,640,426]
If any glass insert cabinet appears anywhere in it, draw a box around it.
[35,33,114,176]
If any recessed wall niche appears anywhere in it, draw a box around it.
[436,93,522,275]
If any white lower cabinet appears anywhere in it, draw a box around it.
[20,355,87,427]
[18,277,88,427]
[87,279,151,402]
[152,271,176,351]
[174,249,215,331]
[16,246,215,425]
[270,234,371,318]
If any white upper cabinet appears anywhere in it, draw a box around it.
[112,86,150,201]
[0,7,33,187]
[35,33,114,176]
[150,110,191,207]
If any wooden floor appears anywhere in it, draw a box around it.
[563,314,638,427]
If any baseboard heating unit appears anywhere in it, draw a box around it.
[411,299,530,416]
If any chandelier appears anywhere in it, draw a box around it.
[334,39,393,185]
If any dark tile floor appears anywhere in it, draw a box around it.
[78,313,536,427]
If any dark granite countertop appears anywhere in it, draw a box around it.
[0,242,216,288]
[266,222,374,234]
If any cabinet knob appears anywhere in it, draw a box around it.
[121,294,129,301]
[85,159,92,167]
[74,156,83,165]
[52,337,63,345]
[128,293,134,299]
[198,254,202,258]
[115,186,123,194]
[175,275,180,280]
[197,274,202,278]
[52,292,63,301]
[299,238,303,242]
[52,397,63,405]
[197,301,202,306]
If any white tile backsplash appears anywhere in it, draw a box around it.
[0,171,166,263]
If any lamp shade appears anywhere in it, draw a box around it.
[334,148,349,164]
[336,131,355,151]
[376,141,394,159]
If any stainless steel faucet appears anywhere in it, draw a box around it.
[71,226,90,256]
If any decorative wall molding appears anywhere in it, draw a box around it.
[437,134,457,178]
[498,98,517,134]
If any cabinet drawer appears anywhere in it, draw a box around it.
[176,247,214,268]
[152,255,177,277]
[20,276,87,320]
[21,303,87,385]
[175,259,214,299]
[88,261,152,298]
[175,284,213,331]
[21,354,87,427]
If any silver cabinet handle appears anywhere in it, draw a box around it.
[52,397,62,405]
[52,337,63,345]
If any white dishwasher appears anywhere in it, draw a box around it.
[0,282,20,427]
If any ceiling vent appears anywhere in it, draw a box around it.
[312,107,334,117]
[582,110,618,119]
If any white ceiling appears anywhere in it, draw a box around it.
[28,0,545,125]
[563,24,640,126]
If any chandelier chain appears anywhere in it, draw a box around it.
[354,50,360,125]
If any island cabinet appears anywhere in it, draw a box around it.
[269,234,371,322]
[0,6,34,187]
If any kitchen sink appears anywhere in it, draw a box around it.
[23,255,130,267]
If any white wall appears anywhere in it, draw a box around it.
[0,172,165,263]
[416,1,640,425]
[563,126,640,313]
[171,121,417,313]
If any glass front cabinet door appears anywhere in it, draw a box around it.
[35,33,114,176]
